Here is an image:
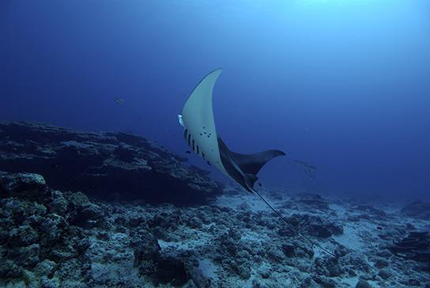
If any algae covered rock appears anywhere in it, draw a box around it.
[0,172,49,202]
[131,229,161,275]
[0,172,91,286]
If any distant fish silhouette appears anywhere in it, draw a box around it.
[294,160,317,179]
[114,97,125,106]
[177,69,335,257]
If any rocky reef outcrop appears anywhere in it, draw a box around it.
[0,122,222,206]
[0,172,94,287]
[1,122,430,288]
[0,171,194,287]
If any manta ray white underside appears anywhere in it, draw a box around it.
[178,68,285,192]
[179,69,228,175]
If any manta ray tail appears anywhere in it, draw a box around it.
[251,188,335,257]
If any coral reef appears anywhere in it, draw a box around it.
[0,123,429,287]
[0,171,430,287]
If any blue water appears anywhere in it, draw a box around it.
[2,0,430,200]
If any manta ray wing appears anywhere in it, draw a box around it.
[180,69,228,176]
[231,150,286,176]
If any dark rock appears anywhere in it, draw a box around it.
[315,257,342,277]
[34,259,57,277]
[0,121,223,205]
[127,215,144,228]
[47,190,68,215]
[235,263,251,280]
[153,257,189,287]
[408,279,421,286]
[65,192,104,227]
[388,231,430,263]
[356,279,372,288]
[80,203,103,220]
[374,259,388,269]
[0,172,49,202]
[0,259,23,279]
[8,224,39,247]
[266,247,284,263]
[40,276,59,288]
[300,277,314,288]
[289,214,343,238]
[282,244,296,257]
[131,230,161,275]
[278,227,296,237]
[8,243,40,268]
[313,276,337,288]
[401,201,430,220]
[188,216,203,229]
[378,268,391,279]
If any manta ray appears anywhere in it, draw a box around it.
[178,69,285,193]
[178,69,334,256]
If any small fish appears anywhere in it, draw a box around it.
[114,97,125,105]
[376,226,383,230]
[185,151,191,154]
[258,183,262,187]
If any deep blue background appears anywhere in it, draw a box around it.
[1,0,429,201]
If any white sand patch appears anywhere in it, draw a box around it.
[333,225,364,250]
[198,259,217,279]
[240,229,270,245]
[158,239,185,250]
[340,277,359,287]
[158,228,213,254]
[329,203,348,215]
